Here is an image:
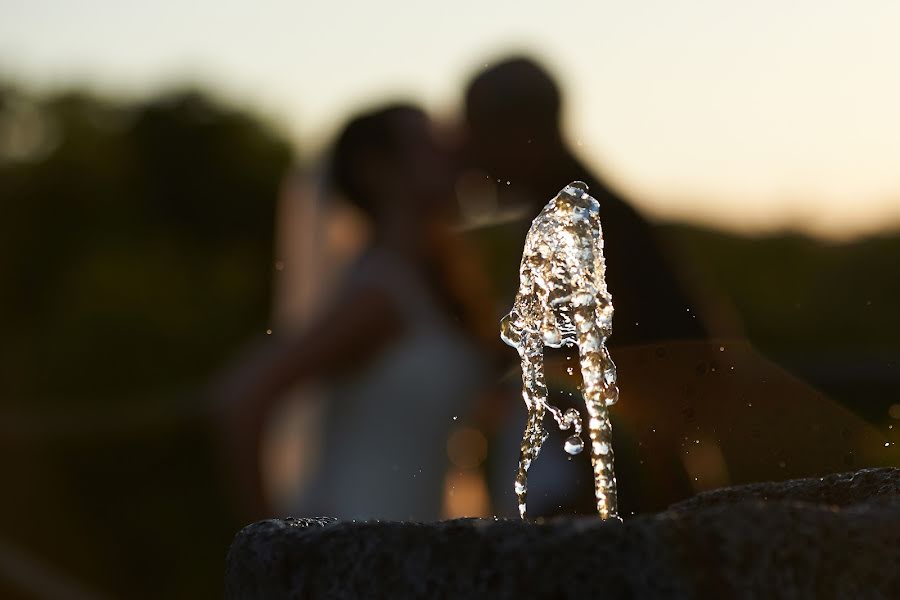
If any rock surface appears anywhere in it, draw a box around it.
[225,468,900,599]
[670,467,900,511]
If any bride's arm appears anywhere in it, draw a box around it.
[212,286,401,520]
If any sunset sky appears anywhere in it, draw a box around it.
[3,0,900,237]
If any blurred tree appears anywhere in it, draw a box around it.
[0,88,290,404]
[663,224,900,426]
[0,83,292,598]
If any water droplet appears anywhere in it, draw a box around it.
[564,435,584,455]
[265,329,272,335]
[542,329,562,346]
[501,182,619,520]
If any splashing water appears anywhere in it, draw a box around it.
[501,181,620,520]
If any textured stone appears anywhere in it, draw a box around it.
[669,467,900,512]
[225,468,900,599]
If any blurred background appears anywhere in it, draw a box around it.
[2,1,899,597]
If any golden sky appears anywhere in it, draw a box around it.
[3,0,899,237]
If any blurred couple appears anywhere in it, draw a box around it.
[216,56,891,523]
[217,55,707,522]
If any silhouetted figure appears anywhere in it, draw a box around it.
[460,57,712,517]
[460,57,894,519]
[217,105,488,521]
[464,57,706,347]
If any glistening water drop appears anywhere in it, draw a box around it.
[501,181,620,520]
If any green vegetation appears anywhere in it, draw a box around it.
[0,85,292,598]
[664,223,900,425]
